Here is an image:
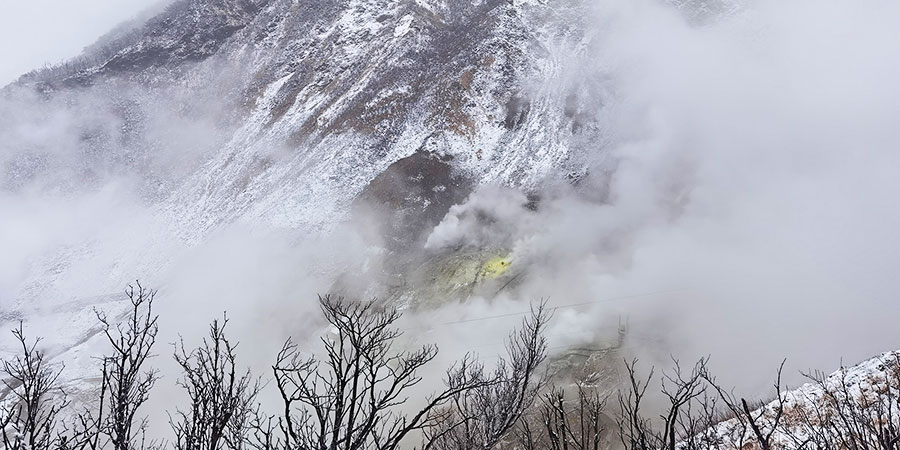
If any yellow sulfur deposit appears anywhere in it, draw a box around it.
[480,256,512,279]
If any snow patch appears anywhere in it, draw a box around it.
[394,15,414,38]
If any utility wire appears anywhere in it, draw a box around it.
[430,287,690,327]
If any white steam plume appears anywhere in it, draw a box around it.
[424,0,900,394]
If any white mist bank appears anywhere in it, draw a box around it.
[422,0,900,393]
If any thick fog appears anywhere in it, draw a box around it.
[1,0,900,432]
[399,0,900,393]
[458,0,900,390]
[423,0,900,390]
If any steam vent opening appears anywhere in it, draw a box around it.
[480,255,512,279]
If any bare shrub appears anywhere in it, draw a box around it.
[7,284,900,450]
[0,323,67,450]
[267,295,495,450]
[516,384,610,450]
[426,302,551,450]
[170,315,259,450]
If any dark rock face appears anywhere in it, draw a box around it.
[17,0,270,89]
[104,0,271,73]
[504,94,531,130]
[353,150,472,253]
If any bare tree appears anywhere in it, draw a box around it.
[738,362,786,450]
[612,357,795,450]
[269,295,493,450]
[775,355,900,450]
[11,281,900,450]
[425,302,551,450]
[516,384,609,450]
[64,282,161,450]
[616,358,710,450]
[698,360,787,450]
[616,359,657,450]
[0,322,68,450]
[170,315,260,450]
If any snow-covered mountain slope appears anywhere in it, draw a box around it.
[2,0,612,304]
[0,0,621,392]
[692,351,900,449]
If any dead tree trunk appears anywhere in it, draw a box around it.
[97,282,159,450]
[425,302,551,450]
[268,295,496,450]
[0,322,67,450]
[171,315,259,450]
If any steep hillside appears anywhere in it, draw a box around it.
[2,0,612,305]
[0,0,622,400]
[694,351,900,449]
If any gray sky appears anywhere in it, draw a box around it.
[0,0,164,85]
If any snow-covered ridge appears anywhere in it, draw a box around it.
[696,350,900,449]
